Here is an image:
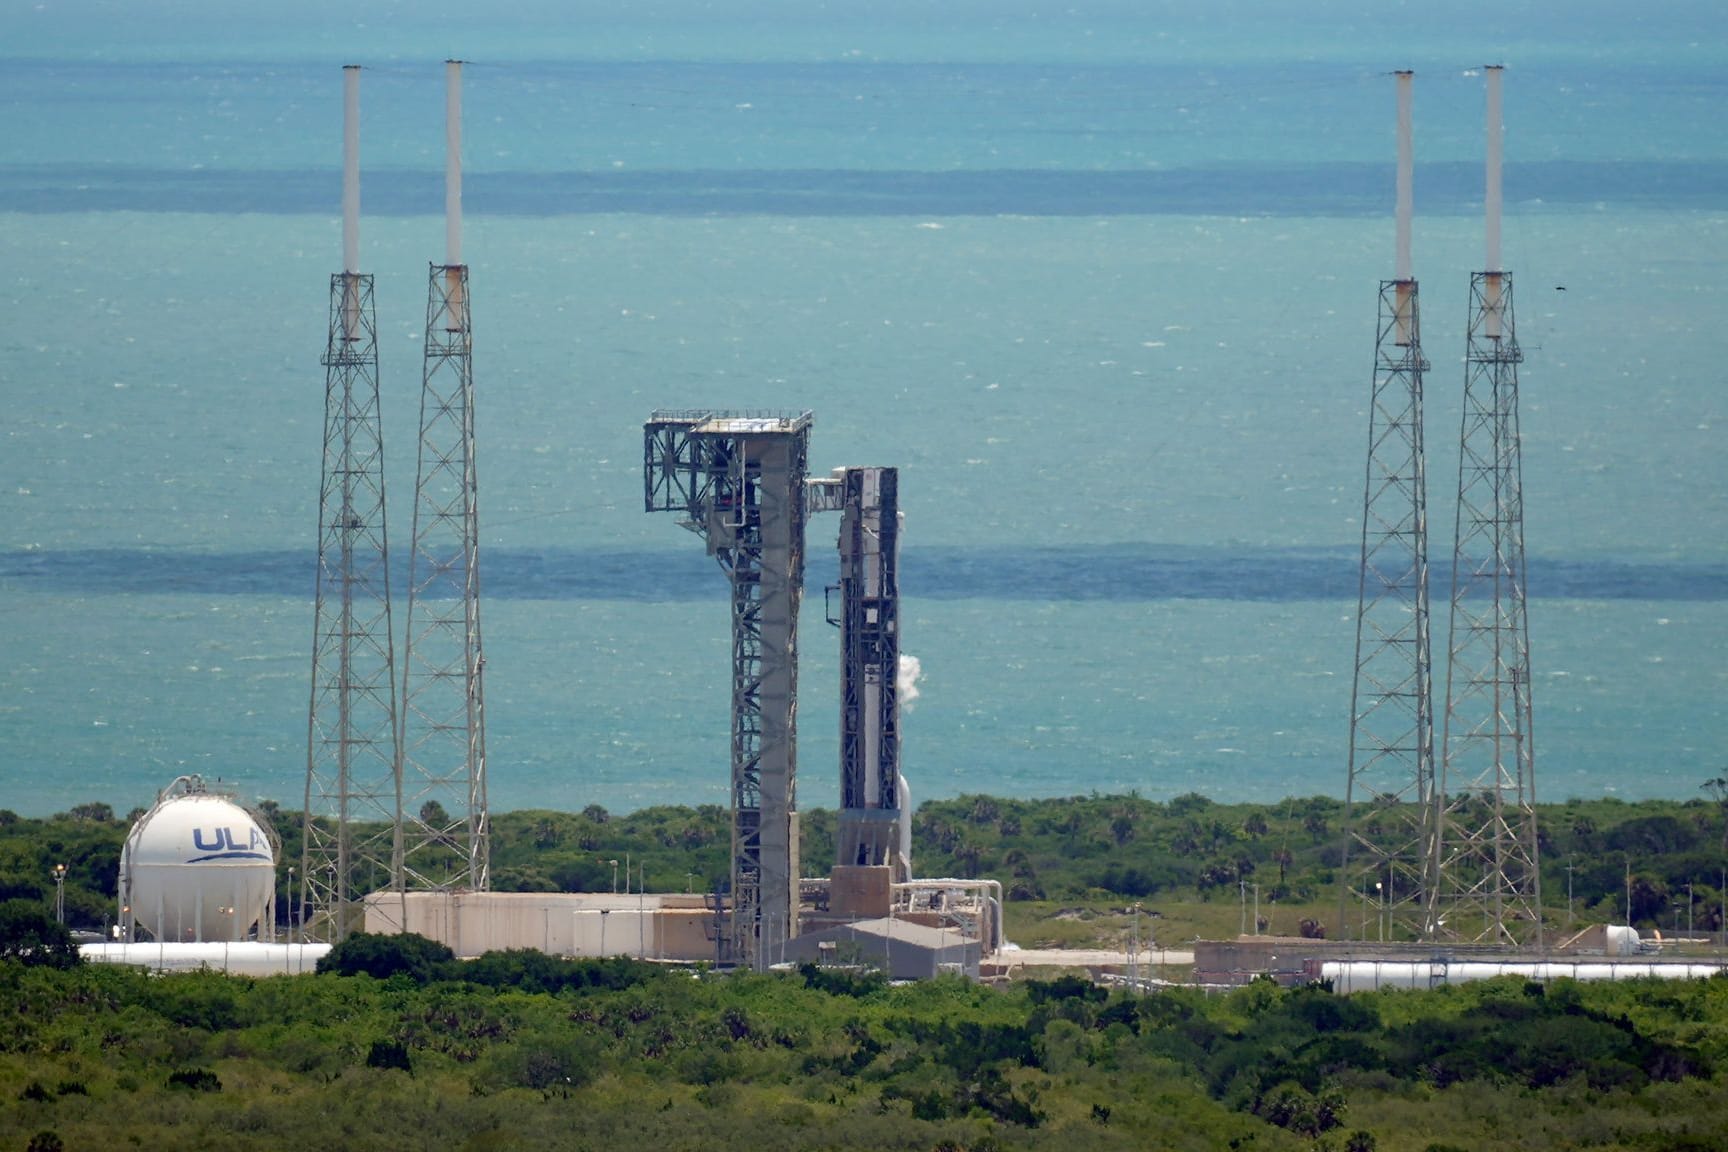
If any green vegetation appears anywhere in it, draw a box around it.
[4,790,1726,947]
[0,901,78,969]
[909,791,1728,947]
[3,790,1726,1149]
[2,946,1726,1150]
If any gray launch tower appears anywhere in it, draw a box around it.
[399,60,489,893]
[1341,71,1436,943]
[811,467,909,878]
[645,410,814,968]
[1433,66,1542,947]
[302,66,401,942]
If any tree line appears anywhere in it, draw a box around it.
[3,787,1725,942]
[3,936,1727,1151]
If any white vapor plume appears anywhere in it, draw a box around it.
[898,653,923,710]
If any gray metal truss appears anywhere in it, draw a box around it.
[1342,278,1437,943]
[1434,270,1542,948]
[399,263,489,893]
[303,271,402,942]
[644,410,813,969]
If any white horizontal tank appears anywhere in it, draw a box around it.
[120,776,276,943]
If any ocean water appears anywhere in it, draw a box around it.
[1,2,1723,818]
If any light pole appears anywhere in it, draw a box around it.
[1130,903,1142,988]
[608,859,619,894]
[1566,861,1574,931]
[52,863,67,925]
[1375,881,1384,943]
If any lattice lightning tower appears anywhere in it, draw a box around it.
[1341,71,1436,944]
[302,66,402,942]
[399,60,489,892]
[1433,65,1542,947]
[645,411,813,969]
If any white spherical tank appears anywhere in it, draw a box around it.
[121,791,275,943]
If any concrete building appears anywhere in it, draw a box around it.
[778,917,980,981]
[364,891,721,962]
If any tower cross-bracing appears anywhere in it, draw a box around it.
[645,410,813,969]
[1433,65,1541,948]
[303,65,401,943]
[399,60,489,893]
[810,467,909,878]
[1341,70,1436,944]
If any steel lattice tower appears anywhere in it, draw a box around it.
[1433,65,1542,948]
[399,61,489,893]
[1341,72,1436,944]
[302,66,401,943]
[645,410,813,969]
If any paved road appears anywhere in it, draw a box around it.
[992,948,1194,969]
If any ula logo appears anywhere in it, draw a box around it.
[191,827,268,855]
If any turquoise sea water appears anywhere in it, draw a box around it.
[1,2,1723,817]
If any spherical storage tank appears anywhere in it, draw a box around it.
[120,778,276,943]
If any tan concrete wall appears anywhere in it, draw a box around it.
[363,891,719,961]
[831,865,893,918]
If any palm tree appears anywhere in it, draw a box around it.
[1272,847,1294,884]
[1207,818,1232,853]
[532,818,562,849]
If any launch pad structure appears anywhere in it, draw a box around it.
[302,66,401,943]
[399,60,490,895]
[1342,70,1436,944]
[645,410,814,969]
[1340,66,1542,950]
[810,466,910,880]
[285,59,1543,971]
[1432,65,1541,949]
